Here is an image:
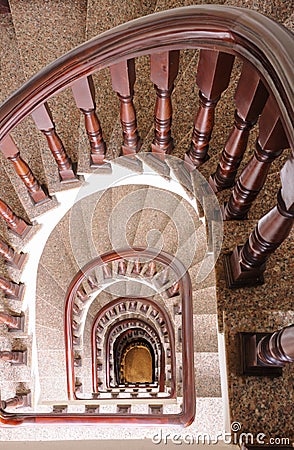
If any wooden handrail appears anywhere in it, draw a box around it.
[65,248,194,425]
[0,6,293,148]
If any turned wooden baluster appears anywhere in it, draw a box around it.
[210,62,268,192]
[0,135,49,205]
[258,325,294,366]
[145,261,156,277]
[2,392,31,409]
[71,76,107,167]
[224,95,289,220]
[0,199,31,238]
[0,350,27,365]
[224,152,294,288]
[150,50,180,154]
[118,260,127,276]
[31,103,78,183]
[0,238,26,270]
[185,50,235,167]
[0,312,24,331]
[166,281,180,298]
[110,59,141,155]
[0,276,25,300]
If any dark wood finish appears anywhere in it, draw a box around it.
[210,62,268,192]
[2,392,31,409]
[186,50,234,167]
[0,0,10,14]
[224,189,294,288]
[223,96,289,220]
[0,4,293,427]
[0,199,31,237]
[0,7,293,154]
[0,350,27,365]
[0,239,27,270]
[258,325,294,366]
[150,51,179,154]
[0,312,24,331]
[240,325,294,375]
[32,104,78,182]
[0,135,49,205]
[64,248,194,425]
[71,76,107,167]
[110,59,141,155]
[0,276,25,301]
[240,333,283,376]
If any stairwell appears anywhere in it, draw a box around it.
[0,0,293,444]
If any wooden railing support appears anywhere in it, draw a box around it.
[210,62,268,192]
[0,312,24,331]
[0,239,27,270]
[240,325,294,376]
[0,276,25,300]
[224,185,293,289]
[0,135,49,205]
[71,76,107,167]
[150,50,180,154]
[32,104,78,182]
[223,95,289,220]
[110,59,141,155]
[2,392,31,410]
[185,50,235,167]
[0,350,27,365]
[0,199,31,238]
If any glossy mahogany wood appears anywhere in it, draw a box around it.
[210,62,268,192]
[223,95,289,220]
[150,50,179,154]
[0,276,25,301]
[186,50,234,166]
[32,103,78,182]
[0,199,31,237]
[0,135,49,204]
[0,239,27,270]
[110,59,141,155]
[71,76,107,167]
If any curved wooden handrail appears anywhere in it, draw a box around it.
[64,247,194,425]
[0,6,293,147]
[0,248,193,426]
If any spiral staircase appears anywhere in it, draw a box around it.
[0,0,293,445]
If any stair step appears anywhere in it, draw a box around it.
[193,314,218,352]
[195,352,222,397]
[192,286,217,315]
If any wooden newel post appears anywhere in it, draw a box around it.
[32,103,78,183]
[150,50,180,154]
[71,76,107,167]
[0,199,31,238]
[0,135,49,205]
[258,325,294,366]
[185,50,235,167]
[0,238,27,270]
[223,95,289,220]
[224,178,294,288]
[210,62,268,192]
[110,59,141,155]
[0,312,25,331]
[240,325,294,376]
[0,350,27,365]
[0,276,25,300]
